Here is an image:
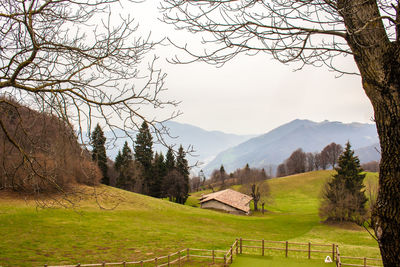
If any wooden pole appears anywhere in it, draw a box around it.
[240,238,242,254]
[123,261,126,267]
[178,251,181,267]
[262,239,264,256]
[140,260,143,267]
[155,257,158,267]
[332,244,335,261]
[187,248,190,261]
[285,241,288,258]
[224,255,227,267]
[102,261,105,267]
[212,250,215,264]
[364,257,367,267]
[236,238,239,255]
[168,254,170,267]
[230,246,233,263]
[308,242,311,259]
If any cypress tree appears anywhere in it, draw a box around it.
[91,123,109,185]
[134,121,154,195]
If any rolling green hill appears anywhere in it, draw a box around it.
[0,170,380,266]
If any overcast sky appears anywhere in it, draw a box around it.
[119,1,375,135]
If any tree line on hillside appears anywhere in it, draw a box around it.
[277,142,344,177]
[91,122,190,204]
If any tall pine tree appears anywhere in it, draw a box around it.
[176,145,189,204]
[115,141,134,190]
[320,142,367,223]
[91,123,108,185]
[152,152,166,198]
[165,147,175,172]
[134,121,153,195]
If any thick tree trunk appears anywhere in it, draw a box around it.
[337,1,400,264]
[370,83,400,266]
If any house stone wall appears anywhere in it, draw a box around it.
[201,200,246,215]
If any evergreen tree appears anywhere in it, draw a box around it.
[165,147,175,172]
[175,145,190,204]
[115,141,134,190]
[152,152,166,197]
[134,121,154,195]
[91,123,109,185]
[320,142,367,223]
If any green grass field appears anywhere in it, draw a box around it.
[231,255,336,267]
[0,170,380,266]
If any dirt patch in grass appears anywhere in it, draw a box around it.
[322,220,363,231]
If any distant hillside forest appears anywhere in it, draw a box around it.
[0,96,101,193]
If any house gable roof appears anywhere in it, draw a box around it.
[199,189,253,213]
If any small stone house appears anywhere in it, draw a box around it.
[199,189,253,215]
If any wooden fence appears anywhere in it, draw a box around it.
[239,238,336,261]
[45,238,383,267]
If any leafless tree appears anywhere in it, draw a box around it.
[276,163,287,178]
[161,1,400,264]
[321,142,343,168]
[240,181,270,211]
[286,148,306,175]
[306,152,316,172]
[0,0,179,197]
[362,161,380,172]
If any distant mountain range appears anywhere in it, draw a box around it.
[203,119,380,175]
[101,119,380,177]
[103,121,254,171]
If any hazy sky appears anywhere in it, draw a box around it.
[120,1,375,135]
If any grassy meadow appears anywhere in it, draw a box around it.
[0,170,380,266]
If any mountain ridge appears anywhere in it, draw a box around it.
[203,119,379,175]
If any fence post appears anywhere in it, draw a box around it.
[140,260,143,267]
[262,239,264,256]
[285,241,288,258]
[77,264,81,267]
[240,238,242,254]
[123,261,126,267]
[212,250,215,264]
[155,257,158,267]
[230,246,233,263]
[308,242,311,259]
[364,257,367,267]
[168,254,170,267]
[178,250,181,267]
[332,244,335,261]
[224,255,227,267]
[236,238,239,255]
[102,261,106,267]
[187,248,190,261]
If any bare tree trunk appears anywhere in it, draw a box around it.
[337,0,400,263]
[371,88,400,266]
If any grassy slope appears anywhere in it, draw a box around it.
[0,171,380,266]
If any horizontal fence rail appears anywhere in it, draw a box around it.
[45,237,383,267]
[239,238,336,261]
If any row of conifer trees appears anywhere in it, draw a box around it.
[91,122,190,204]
